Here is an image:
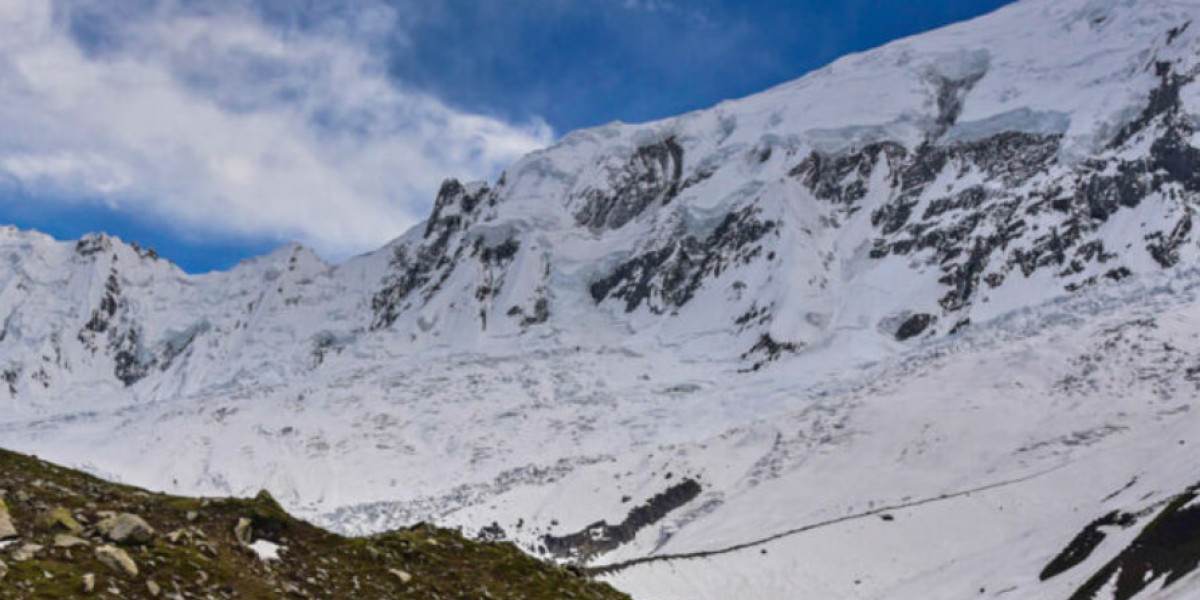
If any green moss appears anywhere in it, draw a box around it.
[34,507,84,535]
[0,447,630,600]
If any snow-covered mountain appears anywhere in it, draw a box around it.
[4,0,1200,598]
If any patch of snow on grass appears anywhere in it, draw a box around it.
[249,540,283,561]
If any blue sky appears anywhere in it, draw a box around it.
[0,0,1013,272]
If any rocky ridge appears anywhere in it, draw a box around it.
[0,448,627,600]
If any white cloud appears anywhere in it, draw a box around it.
[0,0,554,259]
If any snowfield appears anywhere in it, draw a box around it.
[4,0,1200,598]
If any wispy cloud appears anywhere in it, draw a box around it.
[0,0,553,259]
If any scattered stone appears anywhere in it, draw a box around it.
[95,544,138,577]
[54,533,90,548]
[0,498,17,540]
[82,572,95,594]
[11,543,43,562]
[186,510,199,522]
[0,558,7,581]
[38,507,85,535]
[234,517,253,545]
[389,568,413,584]
[147,579,161,596]
[97,513,155,545]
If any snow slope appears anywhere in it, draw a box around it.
[4,0,1200,598]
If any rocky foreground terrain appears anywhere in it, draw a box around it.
[0,447,628,600]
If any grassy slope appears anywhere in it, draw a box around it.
[0,447,632,600]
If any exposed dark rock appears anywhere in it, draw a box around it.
[372,180,489,330]
[806,75,1200,318]
[520,297,551,328]
[895,314,936,341]
[543,479,702,561]
[157,323,207,373]
[590,206,778,313]
[478,522,507,542]
[1110,61,1192,150]
[1104,266,1132,281]
[790,142,907,205]
[74,234,113,258]
[1068,486,1200,600]
[476,238,520,266]
[1146,210,1193,268]
[112,328,153,387]
[575,137,684,231]
[740,333,802,372]
[1168,21,1192,44]
[2,368,19,396]
[1040,510,1138,581]
[81,270,121,337]
[128,241,159,261]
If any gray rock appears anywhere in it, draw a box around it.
[234,517,253,545]
[389,568,413,584]
[96,513,155,545]
[82,572,95,594]
[11,543,43,562]
[0,498,17,540]
[146,579,161,596]
[53,533,89,548]
[0,558,7,581]
[39,507,84,535]
[95,545,138,577]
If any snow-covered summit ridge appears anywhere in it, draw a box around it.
[1,0,1197,390]
[0,0,1194,453]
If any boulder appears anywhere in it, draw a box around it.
[96,513,155,545]
[11,543,43,562]
[95,545,138,577]
[234,517,253,545]
[0,498,17,540]
[53,533,90,548]
[38,507,85,535]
